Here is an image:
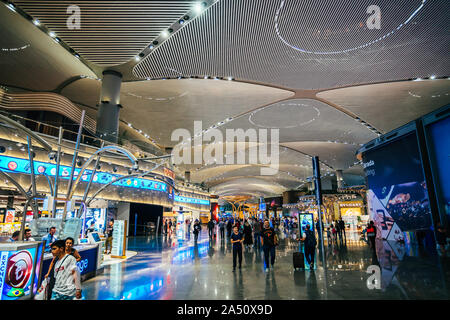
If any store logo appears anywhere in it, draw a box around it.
[7,161,17,171]
[171,121,279,175]
[76,259,88,274]
[5,251,33,289]
[366,265,381,289]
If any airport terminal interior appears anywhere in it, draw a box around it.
[0,0,449,301]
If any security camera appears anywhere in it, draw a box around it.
[132,163,139,171]
[112,166,118,173]
[76,159,82,167]
[48,152,56,160]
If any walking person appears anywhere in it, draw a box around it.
[261,220,277,272]
[193,219,201,242]
[331,223,337,245]
[226,218,233,238]
[219,219,225,239]
[104,220,114,254]
[207,219,215,239]
[300,224,317,269]
[338,217,346,243]
[335,220,342,243]
[252,217,262,248]
[367,221,377,250]
[48,240,82,300]
[230,226,244,272]
[243,220,253,250]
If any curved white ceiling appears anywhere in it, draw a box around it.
[134,0,450,88]
[317,79,450,132]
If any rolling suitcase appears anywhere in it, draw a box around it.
[293,251,305,270]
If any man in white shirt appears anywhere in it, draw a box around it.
[50,240,82,300]
[24,228,35,241]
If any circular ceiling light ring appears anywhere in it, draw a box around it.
[248,103,320,129]
[274,0,427,55]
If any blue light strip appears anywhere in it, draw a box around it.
[174,195,210,206]
[0,155,167,193]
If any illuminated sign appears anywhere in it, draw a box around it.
[174,195,210,206]
[0,155,167,193]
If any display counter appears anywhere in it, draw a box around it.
[41,243,104,283]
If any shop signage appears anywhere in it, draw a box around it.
[0,155,167,193]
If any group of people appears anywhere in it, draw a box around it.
[196,217,320,272]
[325,218,347,245]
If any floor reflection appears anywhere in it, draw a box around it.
[81,229,450,300]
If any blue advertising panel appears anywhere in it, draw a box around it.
[76,247,97,276]
[41,246,97,278]
[426,115,450,222]
[299,213,316,270]
[0,247,36,300]
[174,195,210,206]
[0,155,167,193]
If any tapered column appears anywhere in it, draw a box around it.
[336,170,345,189]
[96,70,123,143]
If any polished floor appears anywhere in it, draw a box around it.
[82,227,450,300]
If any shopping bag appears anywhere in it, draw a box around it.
[34,278,48,300]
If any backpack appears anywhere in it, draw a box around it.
[305,230,317,247]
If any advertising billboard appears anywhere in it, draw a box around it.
[0,155,167,194]
[426,114,450,223]
[362,131,432,240]
[0,247,36,300]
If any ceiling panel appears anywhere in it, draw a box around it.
[118,79,294,146]
[13,0,197,66]
[219,99,377,145]
[317,79,450,132]
[134,0,450,88]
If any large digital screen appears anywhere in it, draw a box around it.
[0,155,167,193]
[174,195,210,206]
[0,247,36,300]
[427,115,450,221]
[363,132,432,237]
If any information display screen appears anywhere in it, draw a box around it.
[363,132,432,238]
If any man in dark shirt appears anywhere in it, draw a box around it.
[261,220,277,271]
[193,220,201,242]
[207,219,215,239]
[230,226,244,272]
[104,220,114,254]
[338,218,346,242]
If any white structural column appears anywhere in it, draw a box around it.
[96,70,123,143]
[336,170,345,189]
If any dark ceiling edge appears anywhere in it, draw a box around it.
[3,0,101,76]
